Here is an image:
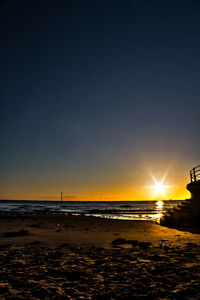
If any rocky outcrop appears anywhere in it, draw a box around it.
[159,180,200,233]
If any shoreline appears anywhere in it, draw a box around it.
[0,212,199,248]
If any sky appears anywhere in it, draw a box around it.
[1,0,200,200]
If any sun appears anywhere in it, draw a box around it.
[145,169,172,200]
[153,181,166,197]
[148,171,171,199]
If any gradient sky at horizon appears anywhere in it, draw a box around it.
[1,0,200,200]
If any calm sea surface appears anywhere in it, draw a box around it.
[0,200,183,221]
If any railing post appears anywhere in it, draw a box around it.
[194,168,197,182]
[189,166,200,183]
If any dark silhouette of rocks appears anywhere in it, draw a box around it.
[160,165,200,233]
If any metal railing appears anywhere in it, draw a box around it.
[190,165,200,182]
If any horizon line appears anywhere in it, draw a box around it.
[0,199,185,202]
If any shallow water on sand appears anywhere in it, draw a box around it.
[0,200,183,221]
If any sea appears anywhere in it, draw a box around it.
[0,200,183,221]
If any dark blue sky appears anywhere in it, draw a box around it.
[1,0,200,200]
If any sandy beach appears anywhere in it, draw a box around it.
[0,213,200,299]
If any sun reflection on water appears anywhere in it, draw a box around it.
[156,200,164,210]
[155,213,163,219]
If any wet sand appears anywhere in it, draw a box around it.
[0,213,200,299]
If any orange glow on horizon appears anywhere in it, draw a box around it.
[0,165,191,201]
[0,187,190,201]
